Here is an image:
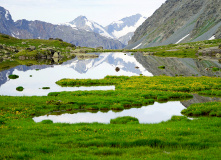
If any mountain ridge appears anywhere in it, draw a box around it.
[0,6,125,49]
[62,14,147,45]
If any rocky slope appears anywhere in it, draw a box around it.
[127,0,221,49]
[0,6,125,49]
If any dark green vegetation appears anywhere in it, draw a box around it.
[110,116,139,124]
[0,75,221,159]
[42,87,50,90]
[8,74,19,79]
[16,86,24,92]
[158,66,165,69]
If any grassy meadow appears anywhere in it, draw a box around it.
[0,75,221,159]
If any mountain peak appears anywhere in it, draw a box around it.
[0,6,13,22]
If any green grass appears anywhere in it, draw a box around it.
[0,75,221,159]
[182,102,221,117]
[110,116,139,124]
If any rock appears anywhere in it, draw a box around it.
[25,48,32,51]
[22,42,26,45]
[49,38,54,40]
[66,47,72,50]
[0,57,3,62]
[216,53,221,58]
[0,45,3,49]
[115,67,120,72]
[30,46,36,50]
[55,38,63,42]
[19,56,26,60]
[96,46,103,50]
[198,47,221,56]
[219,45,221,49]
[53,52,60,58]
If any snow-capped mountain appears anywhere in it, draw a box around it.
[61,16,113,39]
[61,14,147,45]
[106,14,146,40]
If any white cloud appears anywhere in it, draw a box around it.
[1,0,166,26]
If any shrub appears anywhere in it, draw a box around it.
[212,67,219,72]
[158,66,165,69]
[42,87,50,90]
[16,86,24,92]
[110,116,139,124]
[8,74,19,79]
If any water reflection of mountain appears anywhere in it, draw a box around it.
[62,53,147,75]
[181,94,221,108]
[0,53,151,87]
[134,53,221,77]
[0,65,49,86]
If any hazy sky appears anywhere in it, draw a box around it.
[1,0,166,26]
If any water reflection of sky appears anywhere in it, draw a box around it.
[33,101,185,124]
[0,52,152,96]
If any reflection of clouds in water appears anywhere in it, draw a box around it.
[33,102,185,124]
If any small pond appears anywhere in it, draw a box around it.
[33,101,185,124]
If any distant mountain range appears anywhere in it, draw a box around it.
[60,14,147,45]
[0,6,125,49]
[127,0,221,49]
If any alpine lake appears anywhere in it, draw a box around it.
[1,52,221,124]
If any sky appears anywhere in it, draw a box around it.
[0,0,166,26]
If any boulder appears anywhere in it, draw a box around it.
[96,46,103,50]
[30,46,36,50]
[0,45,3,49]
[53,52,60,58]
[22,42,27,45]
[55,38,63,42]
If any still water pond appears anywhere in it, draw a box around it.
[33,101,185,124]
[0,52,152,96]
[1,52,220,124]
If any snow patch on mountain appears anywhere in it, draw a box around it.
[5,10,10,20]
